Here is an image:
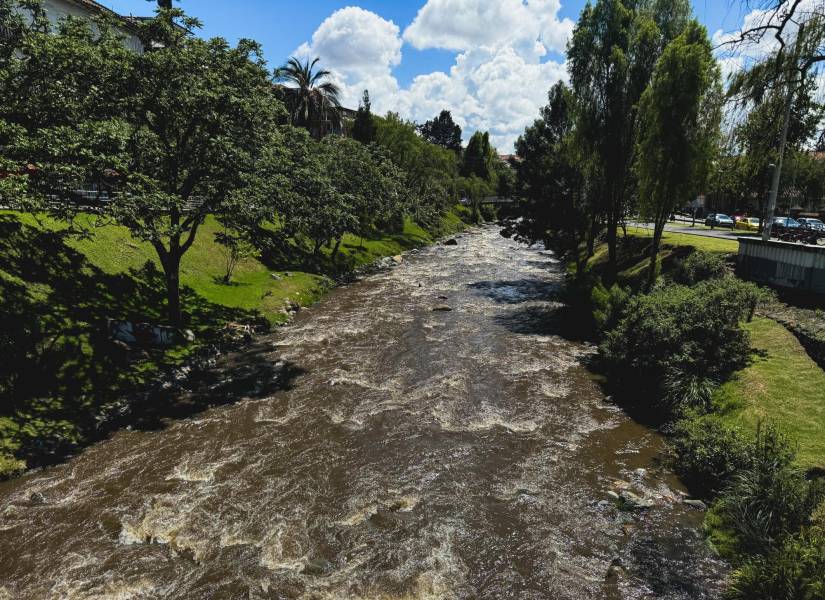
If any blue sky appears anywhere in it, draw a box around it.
[99,1,757,150]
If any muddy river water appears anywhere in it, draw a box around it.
[0,226,726,599]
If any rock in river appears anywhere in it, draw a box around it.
[432,305,453,312]
[620,491,655,510]
[444,238,458,246]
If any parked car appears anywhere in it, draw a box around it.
[797,217,825,232]
[735,217,761,232]
[705,213,734,228]
[771,217,801,233]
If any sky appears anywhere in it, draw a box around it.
[97,1,771,151]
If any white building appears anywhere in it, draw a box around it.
[26,0,150,52]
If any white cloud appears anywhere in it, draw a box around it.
[403,0,574,58]
[294,7,403,107]
[294,1,575,151]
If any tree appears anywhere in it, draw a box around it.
[322,135,405,253]
[275,57,342,139]
[352,90,376,144]
[726,5,825,240]
[111,17,284,324]
[567,0,692,281]
[215,228,256,284]
[510,82,587,260]
[418,110,462,153]
[635,20,722,290]
[461,131,494,180]
[374,112,459,226]
[732,75,823,221]
[0,1,134,218]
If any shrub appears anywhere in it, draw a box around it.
[590,281,631,334]
[672,417,756,497]
[479,203,498,222]
[0,453,26,479]
[726,526,825,600]
[672,250,727,285]
[717,424,825,556]
[599,278,767,415]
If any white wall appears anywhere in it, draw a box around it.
[31,0,145,53]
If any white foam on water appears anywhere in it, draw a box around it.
[78,578,159,600]
[259,522,311,573]
[118,495,213,563]
[336,504,378,526]
[431,400,540,434]
[165,459,217,484]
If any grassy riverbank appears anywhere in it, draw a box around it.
[0,206,472,478]
[573,227,737,289]
[569,229,825,594]
[713,317,825,472]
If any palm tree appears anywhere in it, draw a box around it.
[275,57,342,139]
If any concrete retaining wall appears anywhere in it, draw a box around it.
[737,238,825,295]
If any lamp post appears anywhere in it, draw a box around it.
[759,163,776,239]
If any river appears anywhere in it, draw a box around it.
[0,225,726,599]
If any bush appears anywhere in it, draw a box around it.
[726,526,825,600]
[479,203,498,222]
[672,250,727,285]
[672,416,756,497]
[0,453,26,479]
[590,281,631,334]
[600,277,767,415]
[717,424,825,556]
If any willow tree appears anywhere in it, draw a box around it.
[636,20,721,289]
[567,0,692,281]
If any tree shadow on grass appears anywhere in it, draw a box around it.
[0,213,289,471]
[255,225,427,278]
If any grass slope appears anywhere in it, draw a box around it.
[713,317,825,471]
[575,227,738,289]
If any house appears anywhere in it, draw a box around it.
[17,0,152,53]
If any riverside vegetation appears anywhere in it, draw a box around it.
[0,1,508,477]
[502,0,825,596]
[559,233,825,597]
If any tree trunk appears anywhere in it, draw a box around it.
[586,214,599,259]
[605,213,618,285]
[164,251,182,326]
[331,237,342,260]
[646,215,666,292]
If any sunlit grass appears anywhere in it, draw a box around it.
[713,318,825,471]
[625,225,740,254]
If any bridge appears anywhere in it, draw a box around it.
[460,196,518,206]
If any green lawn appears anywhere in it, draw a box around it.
[625,225,740,254]
[7,210,468,325]
[714,318,825,471]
